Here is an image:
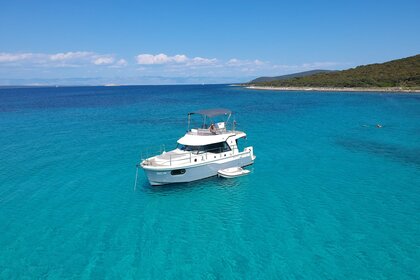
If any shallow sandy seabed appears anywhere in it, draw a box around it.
[245,85,420,94]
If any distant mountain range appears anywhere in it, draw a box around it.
[249,54,420,89]
[250,70,334,83]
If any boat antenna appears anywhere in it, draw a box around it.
[226,113,231,130]
[187,113,191,132]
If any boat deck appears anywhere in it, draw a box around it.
[143,150,191,167]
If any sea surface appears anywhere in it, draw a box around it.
[0,85,419,279]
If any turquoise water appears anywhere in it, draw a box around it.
[0,85,419,279]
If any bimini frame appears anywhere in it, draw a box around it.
[187,108,232,131]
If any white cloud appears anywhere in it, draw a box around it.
[136,53,190,65]
[189,57,217,65]
[133,53,280,78]
[116,59,127,66]
[173,55,188,63]
[0,53,34,62]
[0,51,126,68]
[49,51,92,61]
[93,56,115,65]
[0,50,347,85]
[136,54,171,65]
[227,58,240,65]
[227,58,265,66]
[136,53,216,66]
[109,59,128,68]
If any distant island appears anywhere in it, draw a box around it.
[245,54,420,93]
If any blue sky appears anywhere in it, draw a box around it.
[0,0,419,85]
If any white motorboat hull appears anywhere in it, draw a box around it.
[217,167,250,178]
[143,154,255,185]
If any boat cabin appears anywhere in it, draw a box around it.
[141,108,249,168]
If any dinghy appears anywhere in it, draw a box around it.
[217,167,250,179]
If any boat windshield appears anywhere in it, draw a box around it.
[177,142,231,154]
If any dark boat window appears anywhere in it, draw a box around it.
[171,169,186,175]
[204,142,231,153]
[177,144,200,152]
[178,142,230,154]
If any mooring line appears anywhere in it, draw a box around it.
[134,165,139,191]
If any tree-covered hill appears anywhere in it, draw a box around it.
[251,54,420,88]
[250,70,333,83]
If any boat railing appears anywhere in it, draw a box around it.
[140,144,167,161]
[188,120,238,135]
[142,145,252,167]
[189,127,235,136]
[140,137,181,160]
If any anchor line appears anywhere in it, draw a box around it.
[134,165,139,191]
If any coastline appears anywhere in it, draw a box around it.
[244,85,420,93]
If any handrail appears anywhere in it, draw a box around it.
[140,140,178,160]
[142,145,252,167]
[188,128,229,136]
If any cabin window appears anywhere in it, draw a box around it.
[177,142,230,154]
[177,144,200,154]
[171,169,186,175]
[204,142,231,153]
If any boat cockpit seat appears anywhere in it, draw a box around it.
[216,122,225,129]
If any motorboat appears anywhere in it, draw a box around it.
[139,108,256,185]
[217,167,250,178]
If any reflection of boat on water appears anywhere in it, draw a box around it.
[139,108,256,186]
